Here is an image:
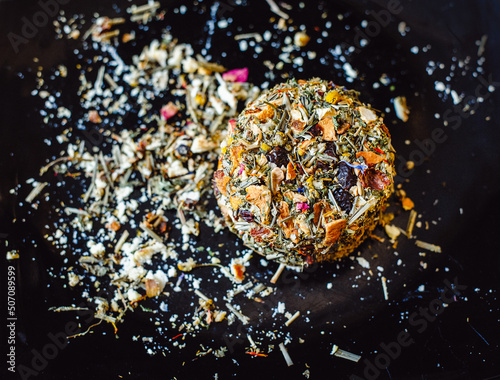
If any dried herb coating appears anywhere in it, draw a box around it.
[214,78,395,268]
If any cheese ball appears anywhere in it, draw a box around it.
[214,78,395,268]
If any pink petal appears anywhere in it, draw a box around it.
[222,67,249,83]
[238,163,245,175]
[228,119,237,134]
[161,102,178,120]
[296,202,309,211]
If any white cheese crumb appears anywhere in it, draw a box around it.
[356,257,370,269]
[394,96,410,122]
[276,301,285,314]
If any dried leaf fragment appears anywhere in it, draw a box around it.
[246,185,272,223]
[271,167,285,194]
[323,218,347,246]
[356,151,385,166]
[317,117,337,141]
[214,169,230,196]
[290,109,306,133]
[278,201,299,243]
[286,161,296,180]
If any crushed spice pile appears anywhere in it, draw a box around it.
[35,11,266,338]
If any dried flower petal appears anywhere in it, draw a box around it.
[293,31,310,47]
[106,220,121,231]
[222,67,248,83]
[250,227,272,243]
[160,101,178,120]
[228,119,237,133]
[296,202,309,212]
[256,104,274,121]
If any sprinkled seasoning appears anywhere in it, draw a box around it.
[214,79,395,267]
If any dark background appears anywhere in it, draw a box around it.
[1,0,500,379]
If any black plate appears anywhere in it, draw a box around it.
[1,1,500,379]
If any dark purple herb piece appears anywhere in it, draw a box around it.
[316,161,332,171]
[337,161,357,189]
[324,141,337,157]
[239,209,254,222]
[266,146,288,168]
[310,124,322,136]
[333,188,353,212]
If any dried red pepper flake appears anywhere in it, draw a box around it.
[246,351,268,357]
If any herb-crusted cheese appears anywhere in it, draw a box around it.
[214,78,395,268]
